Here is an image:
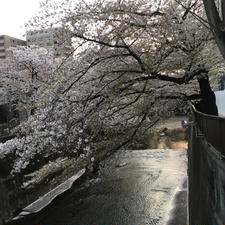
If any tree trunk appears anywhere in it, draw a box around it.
[195,76,218,116]
[203,0,225,61]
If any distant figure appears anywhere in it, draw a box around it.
[181,120,188,128]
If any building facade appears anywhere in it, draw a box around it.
[26,27,71,56]
[0,35,26,59]
[26,28,58,49]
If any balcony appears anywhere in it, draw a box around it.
[0,52,6,57]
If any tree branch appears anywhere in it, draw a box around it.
[72,33,127,49]
[203,0,222,32]
[122,68,207,86]
[203,0,225,60]
[222,0,225,22]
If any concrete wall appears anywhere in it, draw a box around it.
[188,126,225,224]
[0,104,15,124]
[0,177,23,224]
[0,155,24,224]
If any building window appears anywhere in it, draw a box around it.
[0,43,4,46]
[47,42,53,46]
[0,49,5,53]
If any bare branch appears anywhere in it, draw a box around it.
[72,33,127,49]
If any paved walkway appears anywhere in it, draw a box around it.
[8,149,187,225]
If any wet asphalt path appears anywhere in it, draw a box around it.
[9,149,187,225]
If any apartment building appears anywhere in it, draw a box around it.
[0,35,26,59]
[26,28,59,48]
[26,27,72,56]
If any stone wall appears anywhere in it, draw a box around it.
[188,126,225,224]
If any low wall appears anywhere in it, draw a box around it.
[188,125,225,224]
[0,176,24,224]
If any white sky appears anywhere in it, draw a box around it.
[0,0,42,40]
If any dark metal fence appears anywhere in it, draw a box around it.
[191,104,225,155]
[189,104,225,224]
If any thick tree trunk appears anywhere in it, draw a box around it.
[201,0,225,116]
[195,76,218,116]
[203,0,225,61]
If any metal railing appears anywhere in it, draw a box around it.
[191,104,225,155]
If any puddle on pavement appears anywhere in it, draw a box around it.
[147,127,188,149]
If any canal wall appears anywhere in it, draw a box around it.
[0,154,25,224]
[0,150,94,224]
[188,106,225,224]
[0,176,22,224]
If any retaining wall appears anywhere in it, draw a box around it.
[0,176,23,224]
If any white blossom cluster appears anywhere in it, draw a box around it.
[2,0,225,175]
[0,95,91,174]
[0,47,93,174]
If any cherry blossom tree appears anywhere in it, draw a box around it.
[28,0,221,115]
[0,47,92,174]
[0,46,62,106]
[1,0,224,175]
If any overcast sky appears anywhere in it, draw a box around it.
[0,0,41,40]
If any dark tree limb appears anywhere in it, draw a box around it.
[203,0,225,60]
[122,68,207,86]
[160,93,201,101]
[72,33,127,49]
[195,75,218,115]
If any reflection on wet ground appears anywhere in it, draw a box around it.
[142,117,189,150]
[8,149,187,225]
